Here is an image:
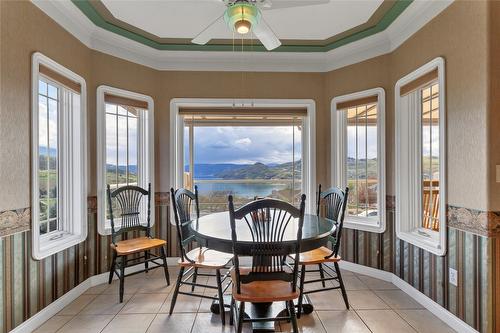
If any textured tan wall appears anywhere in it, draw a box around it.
[0,0,91,211]
[324,55,391,189]
[0,0,492,213]
[325,1,489,210]
[390,0,489,211]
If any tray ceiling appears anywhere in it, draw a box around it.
[72,0,412,51]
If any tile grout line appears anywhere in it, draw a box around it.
[351,308,375,333]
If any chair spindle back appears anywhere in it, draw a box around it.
[316,184,349,257]
[228,195,306,294]
[107,183,151,244]
[170,186,200,262]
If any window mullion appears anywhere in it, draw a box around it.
[115,106,119,188]
[126,110,129,185]
[365,105,368,217]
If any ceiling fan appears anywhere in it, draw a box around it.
[192,0,330,51]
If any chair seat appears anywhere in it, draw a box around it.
[231,269,299,303]
[111,237,166,255]
[178,247,233,268]
[293,246,341,265]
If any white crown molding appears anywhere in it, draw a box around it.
[31,0,453,72]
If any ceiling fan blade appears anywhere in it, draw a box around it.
[259,0,330,10]
[253,17,281,51]
[191,13,225,45]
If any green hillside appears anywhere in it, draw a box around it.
[215,160,302,180]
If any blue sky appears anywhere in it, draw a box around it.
[185,126,302,165]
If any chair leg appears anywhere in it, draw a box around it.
[119,256,126,303]
[108,251,117,284]
[334,262,349,309]
[216,269,225,325]
[237,301,245,333]
[169,266,184,314]
[229,297,235,326]
[288,300,299,333]
[191,267,198,292]
[297,264,306,318]
[160,246,170,285]
[318,263,326,287]
[144,250,149,273]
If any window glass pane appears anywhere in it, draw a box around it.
[346,103,378,218]
[106,111,118,188]
[39,80,47,96]
[38,80,59,235]
[117,115,128,185]
[104,103,141,220]
[48,84,58,100]
[185,120,303,215]
[183,125,192,190]
[117,106,127,116]
[421,82,440,231]
[128,115,138,185]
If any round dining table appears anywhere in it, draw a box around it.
[189,211,336,332]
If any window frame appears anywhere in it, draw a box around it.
[395,57,446,256]
[331,88,386,233]
[170,99,316,214]
[31,52,88,260]
[96,85,154,235]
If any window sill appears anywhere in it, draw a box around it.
[34,232,86,260]
[344,216,386,233]
[397,228,445,256]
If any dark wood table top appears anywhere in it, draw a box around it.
[189,211,336,254]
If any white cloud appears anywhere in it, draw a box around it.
[235,137,252,146]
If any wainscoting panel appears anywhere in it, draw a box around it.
[0,197,497,332]
[0,201,173,333]
[339,209,495,332]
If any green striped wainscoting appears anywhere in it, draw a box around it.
[0,198,497,332]
[0,201,175,333]
[339,209,497,332]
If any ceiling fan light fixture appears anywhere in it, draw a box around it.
[235,20,251,34]
[224,3,260,34]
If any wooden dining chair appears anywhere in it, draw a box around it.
[228,195,306,333]
[293,185,349,317]
[169,186,233,324]
[107,183,170,303]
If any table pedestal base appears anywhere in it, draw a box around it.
[210,295,314,332]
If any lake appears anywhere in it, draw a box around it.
[194,179,298,198]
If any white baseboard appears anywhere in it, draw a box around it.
[338,261,478,333]
[10,259,477,333]
[9,260,176,333]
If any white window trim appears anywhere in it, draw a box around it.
[96,86,155,235]
[395,57,446,256]
[31,52,88,260]
[331,88,386,233]
[169,98,316,215]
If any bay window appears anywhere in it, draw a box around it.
[331,88,386,233]
[96,86,154,235]
[395,57,446,256]
[31,52,87,260]
[170,99,317,214]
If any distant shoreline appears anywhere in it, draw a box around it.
[195,178,295,184]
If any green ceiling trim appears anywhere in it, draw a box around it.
[71,0,413,52]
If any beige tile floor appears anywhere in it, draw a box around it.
[34,266,456,333]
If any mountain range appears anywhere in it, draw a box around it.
[185,161,302,180]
